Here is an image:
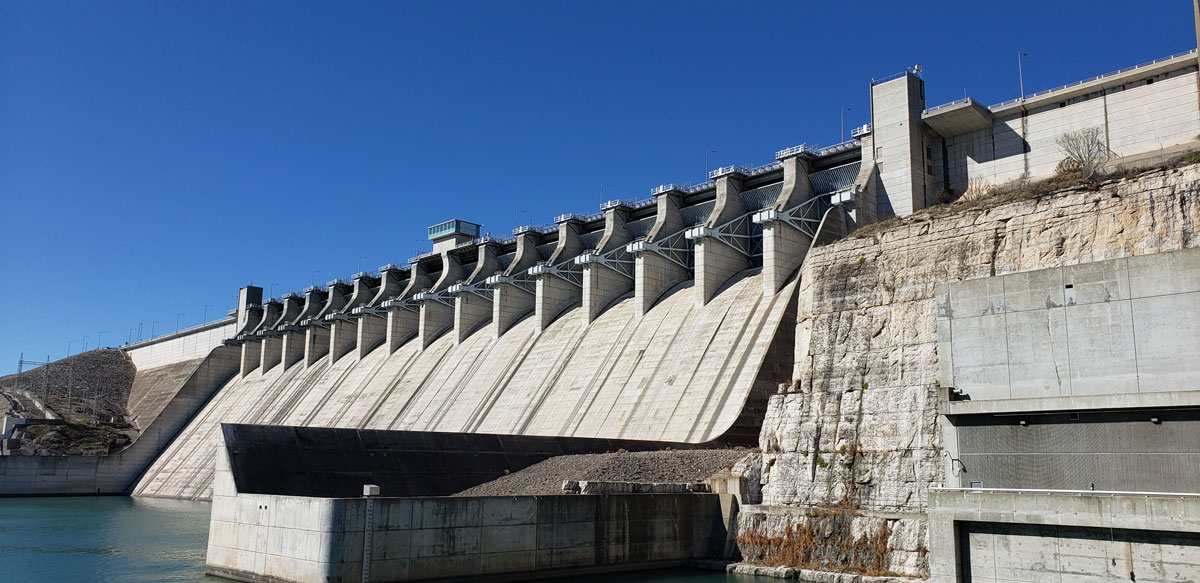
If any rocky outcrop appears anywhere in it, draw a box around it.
[740,164,1200,577]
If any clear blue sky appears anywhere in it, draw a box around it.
[1,1,1194,372]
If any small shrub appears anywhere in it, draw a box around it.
[857,256,866,266]
[861,381,869,390]
[815,455,828,468]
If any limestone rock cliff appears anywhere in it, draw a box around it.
[739,164,1200,577]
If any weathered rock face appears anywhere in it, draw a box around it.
[741,165,1200,577]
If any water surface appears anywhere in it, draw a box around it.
[0,496,763,582]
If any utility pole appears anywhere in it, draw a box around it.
[841,107,852,142]
[82,336,89,352]
[96,331,105,349]
[705,150,717,178]
[1018,52,1028,102]
[67,340,74,357]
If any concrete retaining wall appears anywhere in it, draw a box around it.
[928,488,1200,583]
[217,423,729,499]
[937,247,1200,407]
[206,428,737,583]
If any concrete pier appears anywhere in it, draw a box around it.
[238,341,261,377]
[632,187,690,315]
[759,155,815,294]
[326,274,379,363]
[692,170,751,306]
[489,231,540,338]
[579,204,635,323]
[303,326,330,366]
[385,305,418,353]
[533,218,584,332]
[354,312,386,359]
[449,241,500,344]
[259,335,282,372]
[233,286,263,336]
[417,252,462,350]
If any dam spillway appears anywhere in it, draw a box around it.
[134,271,796,500]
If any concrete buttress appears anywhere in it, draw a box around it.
[534,218,584,333]
[417,252,461,350]
[583,204,634,323]
[634,188,690,315]
[491,232,540,338]
[761,155,816,295]
[452,241,500,344]
[694,171,751,306]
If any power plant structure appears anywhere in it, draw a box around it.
[3,47,1200,583]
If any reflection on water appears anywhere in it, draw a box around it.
[0,496,763,582]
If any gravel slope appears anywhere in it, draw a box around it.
[456,449,752,497]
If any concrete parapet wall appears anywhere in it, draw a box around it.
[123,318,237,370]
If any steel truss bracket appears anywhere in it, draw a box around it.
[299,318,329,329]
[324,313,354,322]
[751,193,832,240]
[625,229,694,270]
[684,212,763,258]
[351,306,386,318]
[448,282,495,301]
[529,261,583,287]
[380,299,418,313]
[484,273,535,295]
[413,291,454,307]
[574,247,634,279]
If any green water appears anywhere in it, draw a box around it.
[0,496,763,583]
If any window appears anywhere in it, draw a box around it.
[969,481,983,488]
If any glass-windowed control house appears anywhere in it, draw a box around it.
[428,219,482,252]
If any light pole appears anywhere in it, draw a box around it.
[203,304,212,323]
[311,271,320,287]
[152,321,160,338]
[128,328,135,344]
[600,183,611,205]
[82,336,89,352]
[705,150,717,178]
[1018,52,1028,102]
[67,340,74,356]
[97,331,105,348]
[358,256,368,273]
[841,107,852,142]
[270,283,278,299]
[176,313,185,333]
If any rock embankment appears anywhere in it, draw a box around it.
[456,449,752,497]
[0,349,138,455]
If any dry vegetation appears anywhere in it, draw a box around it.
[852,149,1200,241]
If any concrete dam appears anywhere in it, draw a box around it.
[6,46,1200,583]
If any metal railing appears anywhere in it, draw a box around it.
[684,180,715,193]
[746,160,782,176]
[775,143,818,160]
[990,49,1196,109]
[815,139,860,157]
[850,124,872,138]
[512,224,555,235]
[871,68,914,86]
[708,165,750,179]
[923,97,973,115]
[407,250,437,264]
